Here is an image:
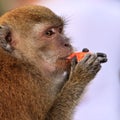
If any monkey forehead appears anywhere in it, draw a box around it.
[0,5,64,29]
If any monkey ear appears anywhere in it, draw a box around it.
[0,25,13,52]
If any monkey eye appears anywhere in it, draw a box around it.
[45,28,55,37]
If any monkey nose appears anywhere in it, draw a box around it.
[64,43,71,47]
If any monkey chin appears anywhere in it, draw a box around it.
[55,57,71,74]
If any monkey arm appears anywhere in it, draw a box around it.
[46,53,106,120]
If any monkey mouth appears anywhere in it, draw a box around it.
[58,54,73,61]
[59,56,69,60]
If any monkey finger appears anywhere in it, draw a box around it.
[98,56,108,63]
[92,58,100,66]
[80,53,92,64]
[97,52,107,58]
[92,64,101,73]
[71,56,78,68]
[85,54,98,65]
[88,58,101,72]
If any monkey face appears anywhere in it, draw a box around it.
[0,5,73,73]
[32,23,73,72]
[32,23,73,63]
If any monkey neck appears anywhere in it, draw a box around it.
[51,71,69,93]
[28,57,70,94]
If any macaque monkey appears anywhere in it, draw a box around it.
[0,5,107,120]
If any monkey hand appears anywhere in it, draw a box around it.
[69,51,107,83]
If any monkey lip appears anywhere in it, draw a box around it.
[58,56,68,60]
[58,54,73,60]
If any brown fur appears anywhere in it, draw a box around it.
[0,47,55,120]
[0,5,106,120]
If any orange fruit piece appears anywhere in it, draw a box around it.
[67,52,89,62]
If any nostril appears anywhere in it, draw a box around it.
[64,43,70,47]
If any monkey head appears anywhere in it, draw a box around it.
[0,5,73,74]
